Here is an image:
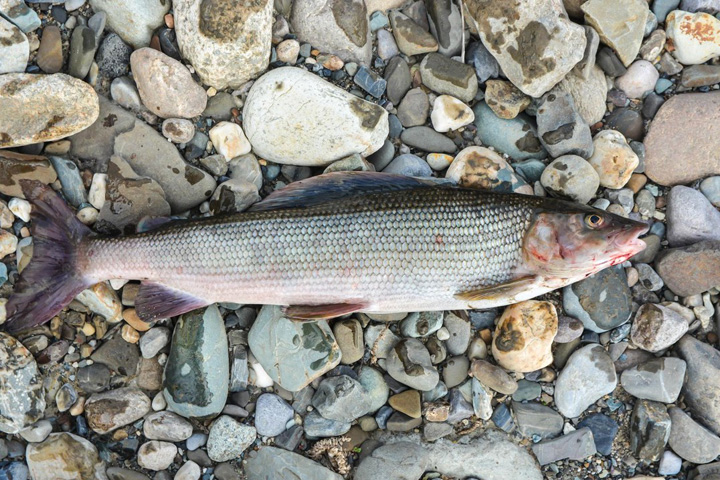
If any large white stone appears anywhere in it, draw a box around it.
[88,0,169,48]
[463,0,586,97]
[0,17,28,74]
[243,67,388,166]
[0,73,99,148]
[174,0,273,90]
[666,10,720,65]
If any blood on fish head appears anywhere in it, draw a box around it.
[521,205,648,280]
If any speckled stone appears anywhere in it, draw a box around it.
[0,333,45,434]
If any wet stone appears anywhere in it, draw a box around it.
[400,312,443,338]
[492,301,557,373]
[446,146,531,194]
[630,399,671,462]
[164,305,229,419]
[484,79,531,120]
[389,11,438,56]
[68,26,97,80]
[248,306,341,392]
[470,360,518,395]
[676,335,720,436]
[386,338,439,391]
[384,57,411,105]
[246,446,343,480]
[419,53,478,103]
[473,102,546,161]
[304,410,350,437]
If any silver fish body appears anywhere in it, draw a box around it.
[83,187,537,313]
[3,173,647,332]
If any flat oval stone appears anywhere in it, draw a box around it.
[163,305,229,419]
[84,387,151,434]
[645,92,720,185]
[243,67,388,166]
[0,333,45,434]
[0,73,99,148]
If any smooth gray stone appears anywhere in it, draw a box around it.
[531,428,597,465]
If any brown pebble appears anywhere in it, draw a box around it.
[627,173,647,193]
[121,324,140,344]
[37,25,63,74]
[150,35,161,52]
[388,390,421,419]
[480,328,492,344]
[708,332,718,344]
[320,54,344,71]
[164,13,174,29]
[656,196,667,209]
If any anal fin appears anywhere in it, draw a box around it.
[135,282,210,322]
[455,276,538,302]
[283,302,368,321]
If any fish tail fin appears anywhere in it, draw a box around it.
[4,180,95,334]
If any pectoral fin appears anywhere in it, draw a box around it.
[135,282,211,322]
[455,276,538,302]
[283,302,368,320]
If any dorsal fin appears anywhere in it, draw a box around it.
[249,171,438,212]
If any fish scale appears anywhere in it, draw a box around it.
[83,187,536,313]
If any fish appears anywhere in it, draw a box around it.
[2,172,647,333]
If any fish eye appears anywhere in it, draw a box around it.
[585,214,604,229]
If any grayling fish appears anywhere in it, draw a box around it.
[3,172,647,333]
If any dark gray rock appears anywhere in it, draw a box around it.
[512,401,563,440]
[562,266,632,333]
[96,33,132,79]
[425,0,462,56]
[465,41,499,83]
[577,413,619,456]
[68,26,97,79]
[630,399,671,462]
[400,126,456,154]
[303,410,350,437]
[384,57,411,105]
[397,87,429,127]
[531,428,597,466]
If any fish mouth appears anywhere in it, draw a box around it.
[608,221,649,265]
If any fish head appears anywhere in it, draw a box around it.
[521,203,648,281]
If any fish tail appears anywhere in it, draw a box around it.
[3,180,95,334]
